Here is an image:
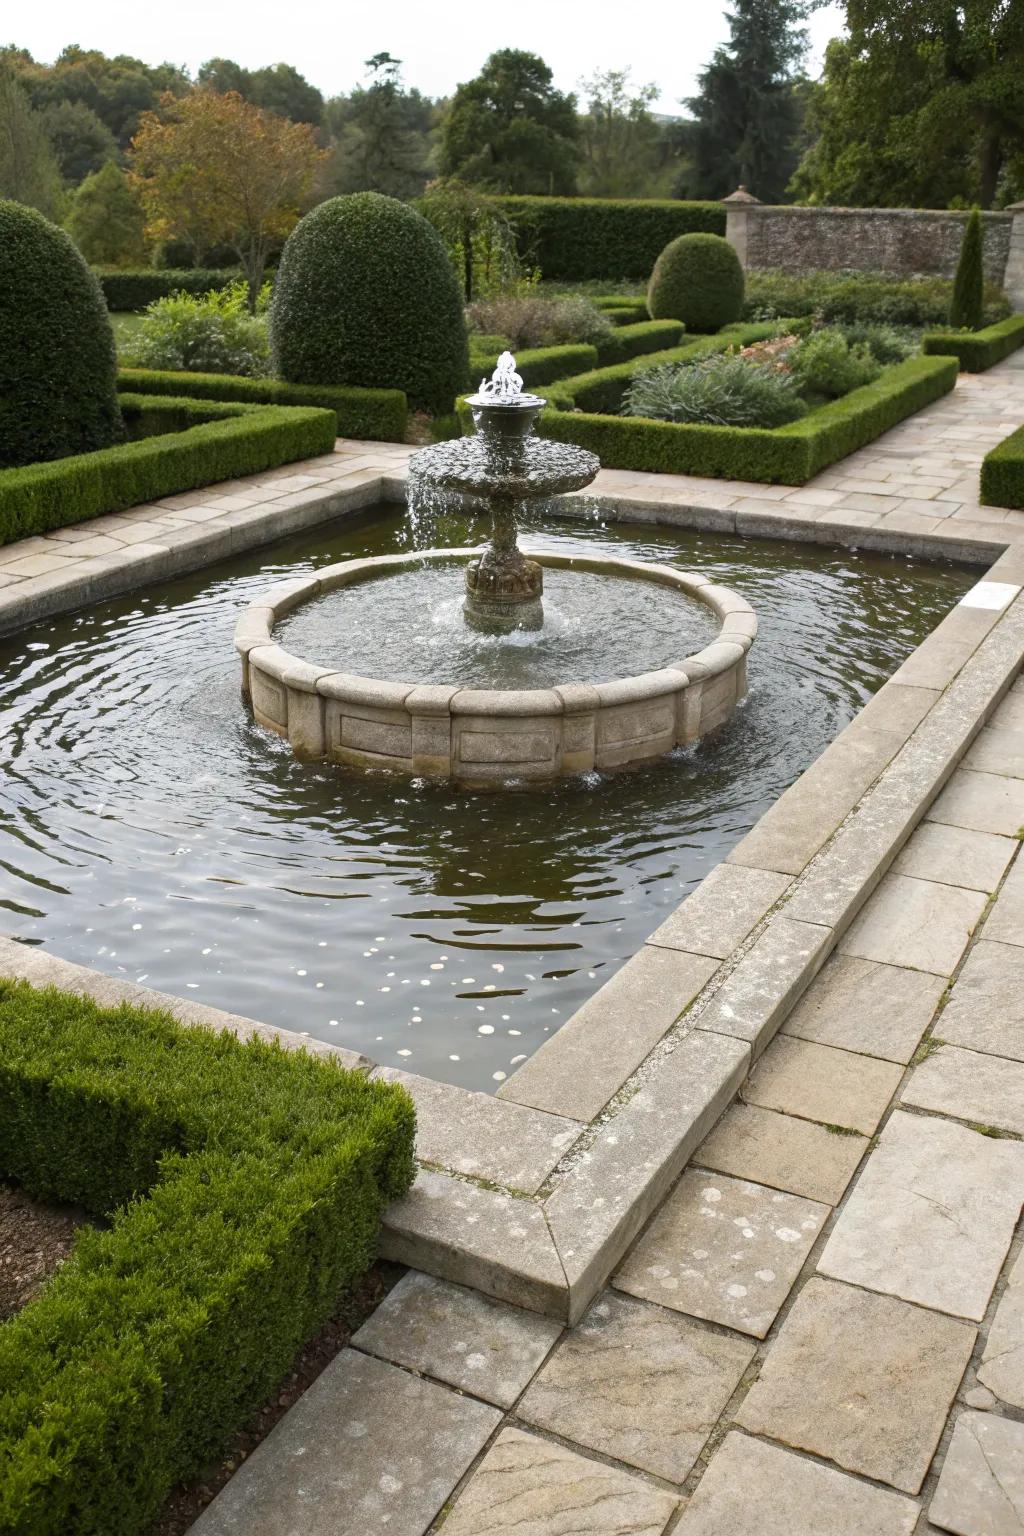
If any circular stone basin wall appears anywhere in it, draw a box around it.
[235,549,756,787]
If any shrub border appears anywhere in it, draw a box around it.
[0,394,337,546]
[118,368,408,442]
[922,313,1024,372]
[0,978,414,1533]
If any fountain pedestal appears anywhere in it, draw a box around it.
[464,494,544,632]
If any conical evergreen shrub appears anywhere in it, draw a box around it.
[949,209,984,331]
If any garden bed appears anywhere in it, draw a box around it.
[0,1184,89,1322]
[0,978,414,1533]
[118,368,408,441]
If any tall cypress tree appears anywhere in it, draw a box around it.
[681,0,814,203]
[950,209,984,331]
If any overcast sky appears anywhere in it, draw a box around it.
[10,0,847,113]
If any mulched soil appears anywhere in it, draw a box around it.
[151,1260,404,1536]
[0,1181,90,1321]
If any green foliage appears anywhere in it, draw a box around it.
[743,268,1011,327]
[788,328,881,399]
[577,69,667,198]
[0,394,336,544]
[625,354,806,427]
[593,319,686,365]
[467,294,613,349]
[198,58,323,124]
[0,977,414,1532]
[121,281,271,376]
[981,421,1024,507]
[0,69,63,218]
[65,161,147,266]
[417,180,529,302]
[97,267,244,311]
[118,367,408,439]
[835,321,918,363]
[681,0,815,201]
[323,55,434,200]
[924,313,1024,371]
[0,200,122,470]
[271,192,467,415]
[6,43,189,150]
[534,355,958,483]
[468,343,600,389]
[950,209,985,330]
[40,96,116,183]
[648,232,745,332]
[496,195,725,281]
[440,49,579,195]
[595,298,650,324]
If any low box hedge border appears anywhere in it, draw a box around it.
[96,268,246,311]
[595,298,650,325]
[0,394,337,546]
[468,322,686,394]
[922,313,1024,372]
[980,422,1024,508]
[118,367,408,442]
[0,978,415,1534]
[536,354,958,485]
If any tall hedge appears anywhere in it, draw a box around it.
[271,192,468,416]
[0,200,123,469]
[648,232,745,332]
[495,196,725,281]
[950,208,984,331]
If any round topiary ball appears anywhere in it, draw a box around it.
[270,193,468,417]
[647,233,745,333]
[0,200,122,469]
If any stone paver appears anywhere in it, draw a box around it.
[838,871,987,976]
[351,1272,562,1408]
[614,1168,828,1338]
[736,1277,976,1494]
[939,940,1024,1060]
[647,864,792,959]
[929,1411,1024,1535]
[518,1290,752,1483]
[902,1044,1024,1135]
[979,1248,1024,1408]
[439,1426,677,1536]
[928,768,1024,836]
[188,1348,501,1536]
[986,858,1024,949]
[893,821,1017,893]
[740,1034,902,1134]
[700,915,833,1054]
[675,1432,920,1536]
[818,1110,1024,1320]
[966,723,1024,779]
[695,1101,868,1205]
[781,952,944,1063]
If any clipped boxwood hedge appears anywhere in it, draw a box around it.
[0,394,337,546]
[648,233,745,332]
[980,422,1024,508]
[495,196,725,280]
[118,368,407,441]
[535,355,958,484]
[469,342,599,390]
[922,314,1024,372]
[593,319,685,366]
[595,299,650,325]
[96,268,246,311]
[0,978,414,1533]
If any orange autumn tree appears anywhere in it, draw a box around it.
[130,89,326,306]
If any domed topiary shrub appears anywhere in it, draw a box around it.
[270,193,468,416]
[647,233,745,334]
[0,200,122,470]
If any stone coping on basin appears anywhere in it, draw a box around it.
[235,548,756,784]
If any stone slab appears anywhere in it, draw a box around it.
[966,723,1024,779]
[902,1044,1024,1136]
[646,864,792,959]
[893,821,1017,893]
[614,1168,828,1338]
[499,945,719,1123]
[351,1271,562,1408]
[929,1411,1024,1536]
[696,1101,868,1205]
[781,953,944,1063]
[939,940,1024,1061]
[517,1290,754,1483]
[818,1110,1024,1320]
[188,1348,501,1536]
[701,916,833,1056]
[978,1247,1024,1408]
[985,859,1024,949]
[736,1277,976,1494]
[928,768,1024,836]
[369,1068,581,1195]
[675,1432,919,1536]
[741,1034,902,1135]
[838,872,986,976]
[439,1426,677,1536]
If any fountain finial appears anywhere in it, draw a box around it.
[479,350,524,402]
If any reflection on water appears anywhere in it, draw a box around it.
[0,505,971,1091]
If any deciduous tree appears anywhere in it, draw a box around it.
[440,49,578,195]
[0,67,63,217]
[577,70,663,197]
[65,159,146,265]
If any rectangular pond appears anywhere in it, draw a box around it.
[0,504,973,1090]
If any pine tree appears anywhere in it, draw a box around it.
[681,0,813,202]
[950,209,984,331]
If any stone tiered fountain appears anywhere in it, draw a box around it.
[236,353,757,786]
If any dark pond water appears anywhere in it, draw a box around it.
[0,505,971,1091]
